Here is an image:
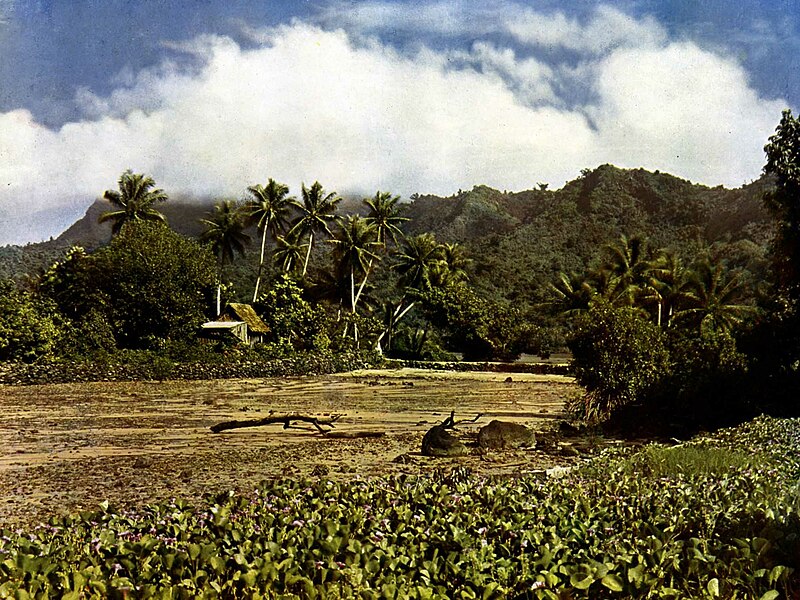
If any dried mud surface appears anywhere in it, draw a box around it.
[0,368,582,527]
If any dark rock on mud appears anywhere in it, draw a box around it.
[422,426,468,457]
[478,420,536,449]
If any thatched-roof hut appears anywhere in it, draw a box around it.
[201,303,269,344]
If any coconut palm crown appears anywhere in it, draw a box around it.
[288,181,342,276]
[98,170,168,235]
[244,179,294,301]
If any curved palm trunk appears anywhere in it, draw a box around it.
[252,226,269,302]
[353,258,374,309]
[374,298,415,353]
[302,232,314,277]
[342,267,360,344]
[216,259,224,317]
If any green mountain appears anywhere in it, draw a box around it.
[0,165,775,308]
[404,165,773,304]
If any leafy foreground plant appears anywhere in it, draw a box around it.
[2,416,799,599]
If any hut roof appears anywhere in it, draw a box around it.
[222,303,270,334]
[201,321,244,330]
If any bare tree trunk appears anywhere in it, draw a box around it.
[216,260,223,316]
[302,232,314,277]
[253,226,268,302]
[353,258,373,308]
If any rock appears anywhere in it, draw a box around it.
[421,425,468,457]
[478,420,536,450]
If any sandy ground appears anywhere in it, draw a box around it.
[0,368,583,527]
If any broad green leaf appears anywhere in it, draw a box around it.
[707,578,719,597]
[570,573,594,590]
[628,564,645,584]
[601,574,624,592]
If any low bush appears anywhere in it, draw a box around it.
[0,350,383,386]
[0,415,797,598]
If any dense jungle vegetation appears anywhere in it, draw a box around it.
[1,111,799,432]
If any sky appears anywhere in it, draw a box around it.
[0,0,798,246]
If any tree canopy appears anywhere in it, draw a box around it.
[98,170,168,235]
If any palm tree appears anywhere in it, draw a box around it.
[244,179,294,301]
[288,182,342,276]
[597,234,655,307]
[675,259,756,334]
[329,215,380,343]
[98,170,168,235]
[646,250,694,327]
[430,242,471,288]
[273,233,306,274]
[364,191,408,247]
[548,271,596,318]
[200,200,250,315]
[330,215,380,310]
[377,233,446,353]
[393,233,445,292]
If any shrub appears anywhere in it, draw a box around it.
[87,222,216,350]
[0,280,62,362]
[568,300,670,420]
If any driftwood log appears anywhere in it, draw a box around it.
[210,414,342,434]
[440,410,483,429]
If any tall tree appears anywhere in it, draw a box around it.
[90,222,217,349]
[393,233,445,292]
[675,259,754,335]
[98,170,168,235]
[289,182,342,277]
[763,108,800,299]
[598,234,654,306]
[273,234,306,274]
[329,215,380,343]
[200,200,250,315]
[647,250,694,327]
[548,271,596,318]
[360,190,408,304]
[364,191,408,246]
[377,233,445,353]
[244,179,294,301]
[429,242,471,288]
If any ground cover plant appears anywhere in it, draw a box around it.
[0,415,797,599]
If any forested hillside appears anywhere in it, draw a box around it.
[405,165,772,305]
[0,165,774,309]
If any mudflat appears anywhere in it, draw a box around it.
[0,368,579,526]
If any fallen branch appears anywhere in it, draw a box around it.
[441,410,483,429]
[210,414,343,434]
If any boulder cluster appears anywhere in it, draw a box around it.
[421,419,536,457]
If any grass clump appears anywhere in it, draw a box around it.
[622,443,764,478]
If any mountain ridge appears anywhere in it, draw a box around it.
[0,165,776,303]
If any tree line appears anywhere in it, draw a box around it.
[0,168,540,364]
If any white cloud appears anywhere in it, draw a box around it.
[313,1,505,38]
[0,16,788,245]
[314,1,668,56]
[506,5,668,54]
[448,41,558,105]
[590,42,785,184]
